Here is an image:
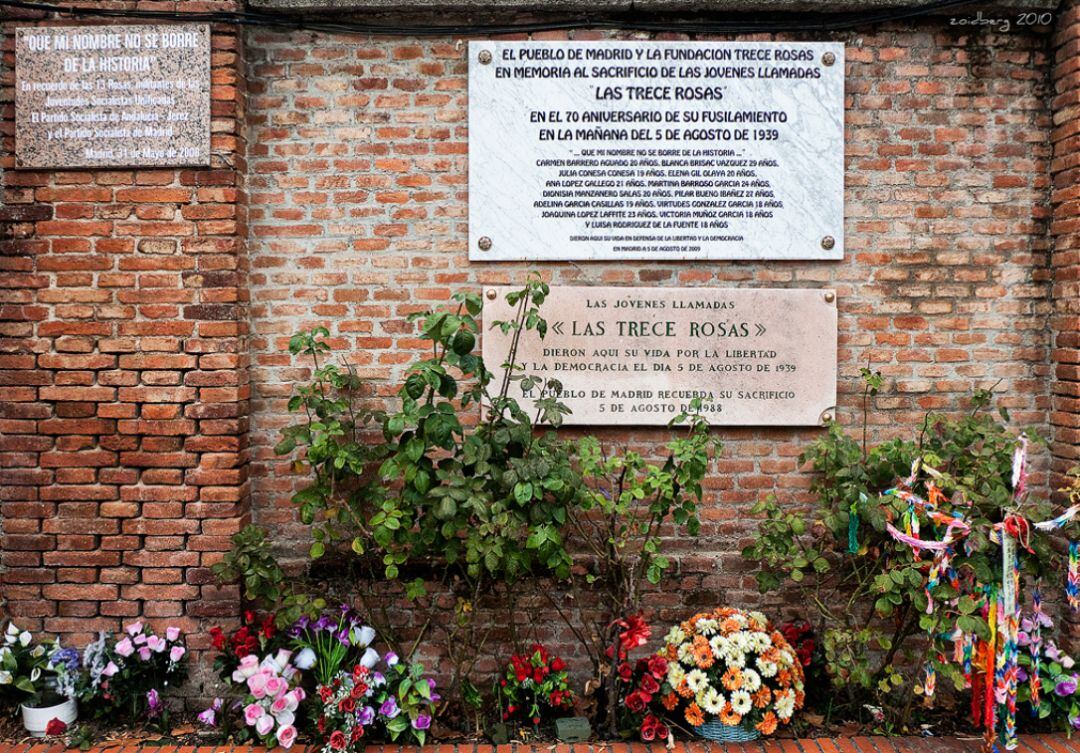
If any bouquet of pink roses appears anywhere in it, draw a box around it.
[78,621,187,725]
[230,648,306,749]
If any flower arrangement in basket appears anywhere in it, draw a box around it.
[658,608,805,741]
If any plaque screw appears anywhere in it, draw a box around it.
[822,51,836,67]
[825,291,836,303]
[486,289,497,300]
[478,236,493,251]
[820,235,835,250]
[821,411,834,424]
[478,50,493,65]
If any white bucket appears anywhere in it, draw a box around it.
[21,697,77,737]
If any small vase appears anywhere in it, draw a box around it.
[696,717,761,742]
[21,697,77,737]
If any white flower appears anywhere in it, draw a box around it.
[30,667,40,682]
[359,647,379,669]
[667,662,686,687]
[294,647,316,670]
[700,687,725,715]
[685,669,709,694]
[730,690,752,715]
[775,689,796,720]
[741,668,762,692]
[697,619,719,636]
[677,642,695,664]
[19,632,31,648]
[748,611,768,628]
[665,626,687,645]
[709,635,727,659]
[725,650,746,669]
[756,657,778,678]
[0,670,11,685]
[354,626,376,647]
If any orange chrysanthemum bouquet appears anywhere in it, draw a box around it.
[657,608,805,742]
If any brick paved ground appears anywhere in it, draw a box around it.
[2,738,1080,753]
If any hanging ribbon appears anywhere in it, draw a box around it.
[848,492,863,554]
[1068,542,1080,613]
[999,532,1020,751]
[1030,582,1043,714]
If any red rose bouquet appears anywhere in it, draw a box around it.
[210,610,286,682]
[498,644,576,727]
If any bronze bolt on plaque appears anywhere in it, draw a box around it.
[15,24,211,169]
[482,286,838,426]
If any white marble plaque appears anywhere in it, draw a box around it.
[469,41,844,261]
[482,286,837,426]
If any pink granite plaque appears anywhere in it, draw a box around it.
[15,24,210,169]
[482,286,837,426]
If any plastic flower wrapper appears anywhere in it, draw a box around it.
[289,605,378,685]
[228,649,305,749]
[498,643,575,726]
[317,654,438,749]
[47,642,81,700]
[77,623,187,724]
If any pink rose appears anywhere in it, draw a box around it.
[276,724,297,749]
[115,637,134,658]
[147,635,165,653]
[132,633,147,646]
[169,645,185,663]
[255,714,274,737]
[243,703,264,726]
[291,688,306,703]
[165,626,180,641]
[102,661,119,677]
[125,621,143,636]
[138,647,152,661]
[264,676,286,699]
[270,695,289,715]
[248,671,269,699]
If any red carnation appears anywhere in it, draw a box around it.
[551,656,566,672]
[45,719,67,737]
[618,662,634,681]
[625,690,647,713]
[647,656,668,678]
[209,626,226,651]
[329,730,347,751]
[615,614,651,659]
[639,673,660,695]
[339,696,356,713]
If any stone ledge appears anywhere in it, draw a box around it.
[0,736,1076,753]
[249,0,1058,14]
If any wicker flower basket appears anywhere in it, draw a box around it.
[696,717,761,743]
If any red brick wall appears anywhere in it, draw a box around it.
[0,2,249,658]
[2,3,1077,688]
[244,24,1054,609]
[1052,2,1080,490]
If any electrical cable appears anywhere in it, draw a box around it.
[0,0,1006,36]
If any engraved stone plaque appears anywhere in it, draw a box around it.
[15,24,211,169]
[469,41,844,261]
[483,286,837,426]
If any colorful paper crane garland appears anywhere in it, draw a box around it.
[876,435,1080,751]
